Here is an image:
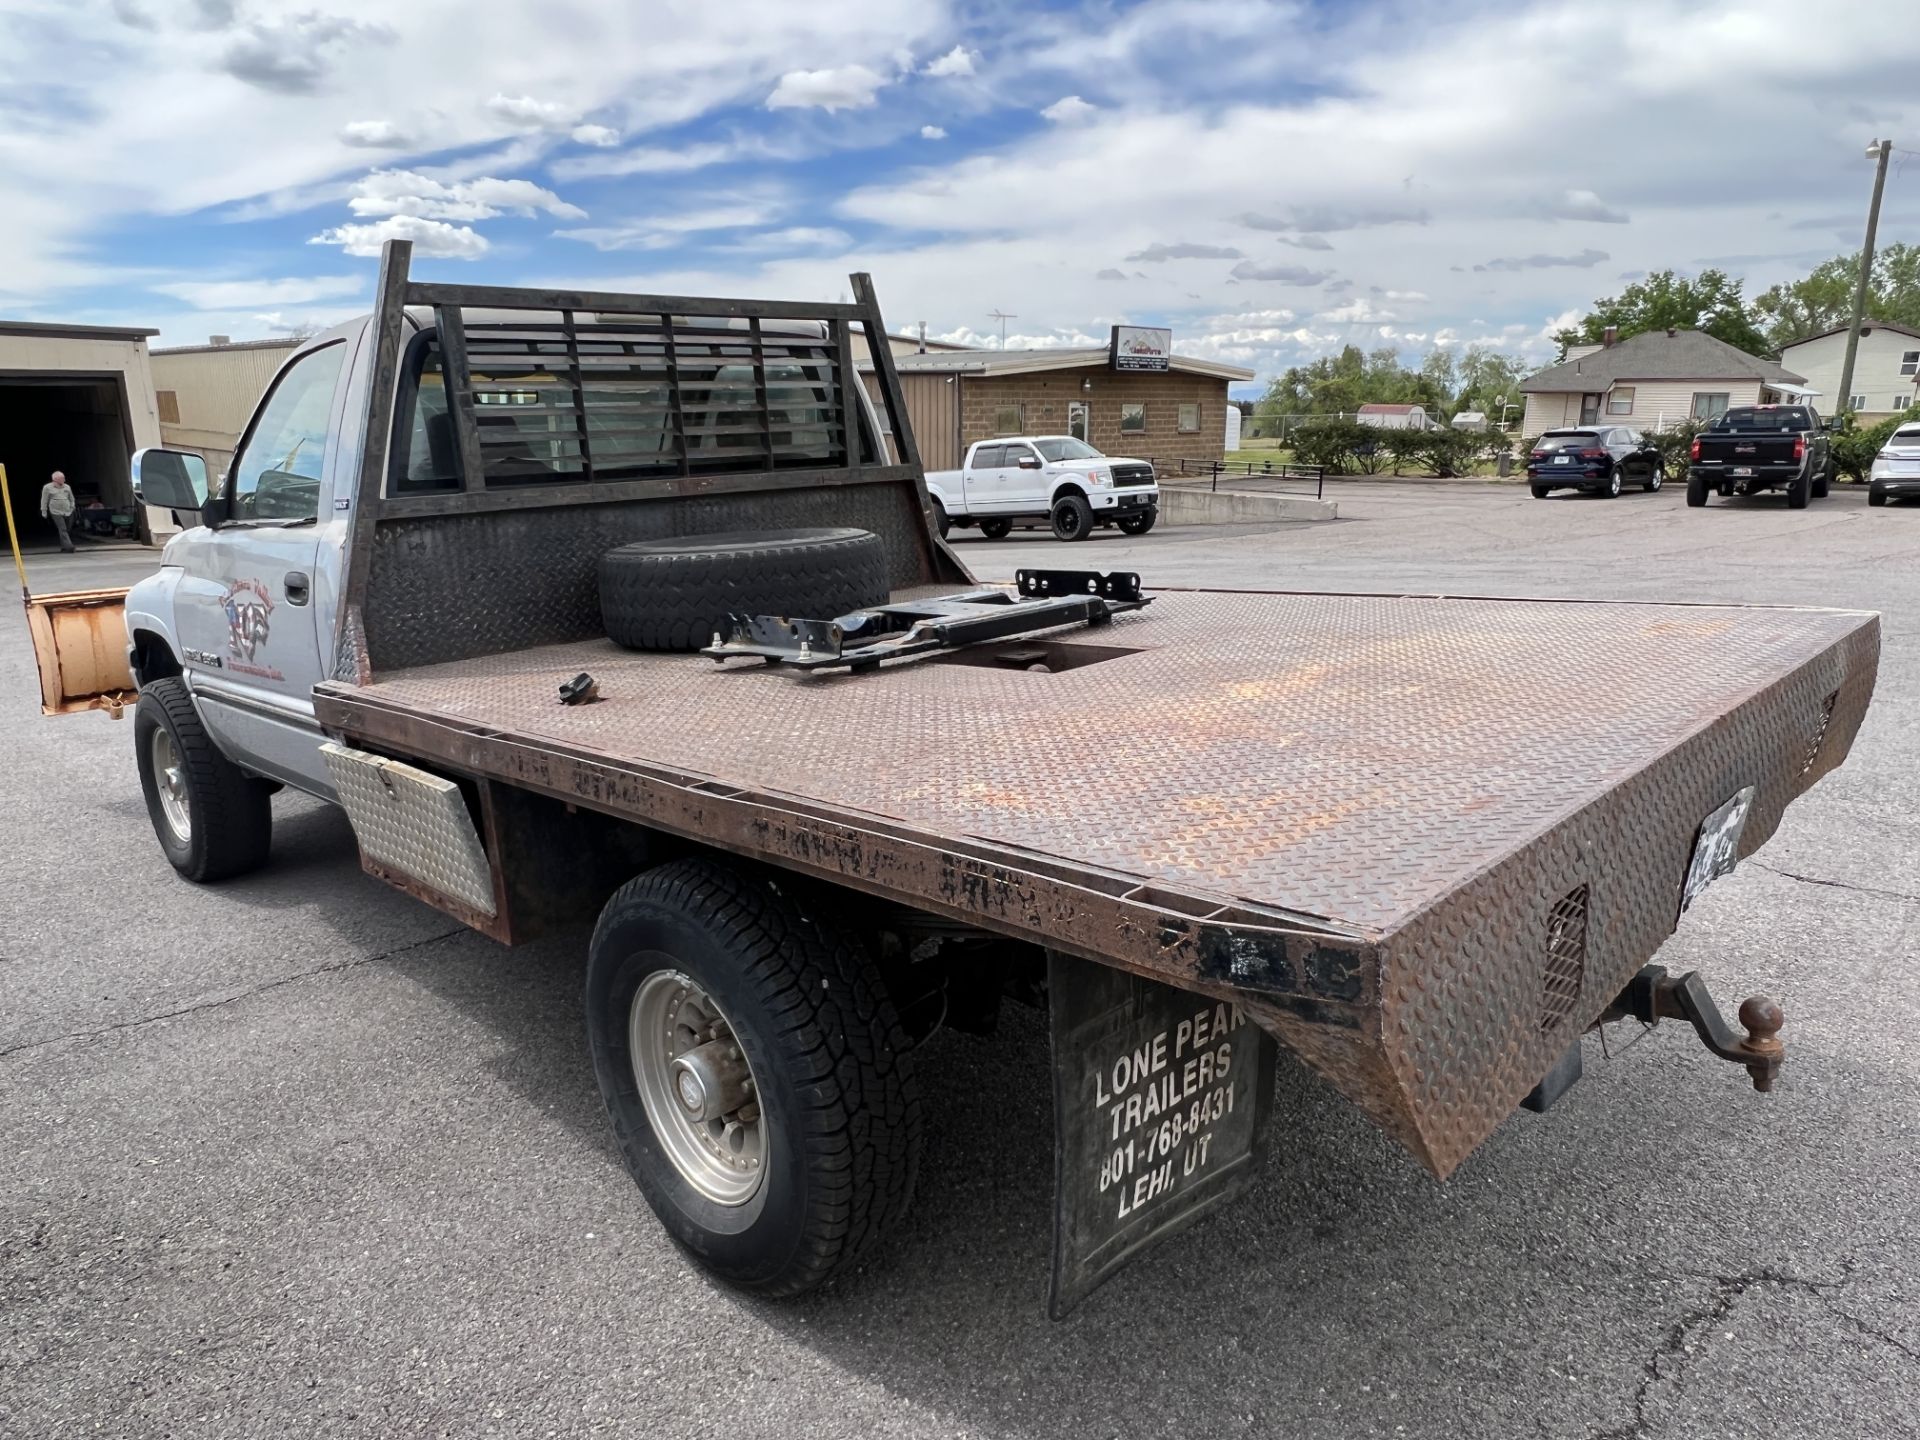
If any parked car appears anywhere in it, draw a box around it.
[924,435,1158,541]
[1687,404,1832,510]
[1527,426,1664,498]
[1868,422,1920,507]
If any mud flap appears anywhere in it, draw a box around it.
[1047,952,1275,1318]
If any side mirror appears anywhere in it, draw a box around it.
[131,447,210,512]
[1017,455,1042,470]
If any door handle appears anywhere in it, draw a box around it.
[284,570,311,606]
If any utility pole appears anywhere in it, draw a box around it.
[1836,138,1893,417]
[987,309,1016,349]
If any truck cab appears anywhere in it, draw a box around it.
[1687,404,1834,509]
[923,435,1159,541]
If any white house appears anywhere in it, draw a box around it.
[1778,320,1920,420]
[1355,403,1433,430]
[1519,328,1809,435]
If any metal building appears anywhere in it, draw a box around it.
[150,336,301,482]
[0,321,164,548]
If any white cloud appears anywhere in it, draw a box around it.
[1318,298,1397,323]
[923,45,976,77]
[570,123,621,148]
[724,227,853,252]
[310,215,489,260]
[1531,188,1631,224]
[217,12,389,95]
[486,93,574,130]
[340,120,411,149]
[1041,95,1097,124]
[766,64,887,112]
[555,200,782,251]
[153,276,365,308]
[1377,289,1429,301]
[933,325,1105,350]
[920,124,947,140]
[1230,261,1333,284]
[347,169,584,222]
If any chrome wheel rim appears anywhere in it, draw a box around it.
[629,969,766,1205]
[151,728,190,843]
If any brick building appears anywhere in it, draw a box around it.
[861,348,1253,471]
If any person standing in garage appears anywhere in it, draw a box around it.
[39,469,76,552]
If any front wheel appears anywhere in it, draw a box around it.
[134,677,273,882]
[1686,473,1709,508]
[1813,467,1831,499]
[1116,508,1157,535]
[585,858,922,1297]
[1050,493,1094,541]
[978,518,1013,540]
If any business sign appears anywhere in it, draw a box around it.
[1110,325,1172,373]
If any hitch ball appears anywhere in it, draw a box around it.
[1737,996,1785,1092]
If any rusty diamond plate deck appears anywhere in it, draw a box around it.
[314,589,1879,1178]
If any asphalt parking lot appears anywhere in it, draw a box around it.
[4,481,1917,1439]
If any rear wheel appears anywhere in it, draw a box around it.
[1601,468,1622,498]
[931,499,950,540]
[1787,468,1811,510]
[1686,473,1709,508]
[1116,509,1157,535]
[1050,493,1094,542]
[585,858,922,1297]
[134,677,273,882]
[1643,463,1664,493]
[978,518,1013,540]
[1869,489,1888,507]
[1530,484,1551,499]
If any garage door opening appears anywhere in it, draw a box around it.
[0,378,139,551]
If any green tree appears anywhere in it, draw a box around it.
[1751,243,1920,349]
[1552,269,1769,359]
[1451,345,1531,420]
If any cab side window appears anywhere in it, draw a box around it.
[229,343,346,522]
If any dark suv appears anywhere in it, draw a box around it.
[1527,426,1665,498]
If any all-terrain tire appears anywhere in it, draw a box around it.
[134,676,273,882]
[1050,494,1094,541]
[1813,467,1831,499]
[585,858,923,1297]
[1116,509,1158,535]
[931,499,951,540]
[598,529,890,652]
[1787,467,1811,510]
[1686,474,1709,507]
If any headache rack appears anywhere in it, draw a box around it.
[332,240,964,684]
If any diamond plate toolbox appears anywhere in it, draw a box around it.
[320,742,496,917]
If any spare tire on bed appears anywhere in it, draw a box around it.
[598,528,890,652]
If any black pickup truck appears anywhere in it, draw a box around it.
[1687,404,1834,509]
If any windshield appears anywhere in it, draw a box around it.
[1534,431,1600,452]
[1033,437,1102,462]
[1714,407,1814,432]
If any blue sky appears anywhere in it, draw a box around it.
[1,0,1915,395]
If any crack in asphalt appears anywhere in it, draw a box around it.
[1592,1262,1917,1438]
[1750,861,1920,907]
[0,926,469,1062]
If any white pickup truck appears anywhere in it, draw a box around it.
[924,436,1158,541]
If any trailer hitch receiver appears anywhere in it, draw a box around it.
[1598,965,1785,1091]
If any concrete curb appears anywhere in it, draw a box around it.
[1159,487,1338,524]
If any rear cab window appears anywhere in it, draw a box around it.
[1712,407,1814,432]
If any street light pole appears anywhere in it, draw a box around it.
[1836,138,1893,418]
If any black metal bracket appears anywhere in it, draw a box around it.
[1595,964,1785,1091]
[702,570,1152,674]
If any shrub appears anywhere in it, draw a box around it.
[1643,421,1704,476]
[1418,428,1481,477]
[1290,418,1373,473]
